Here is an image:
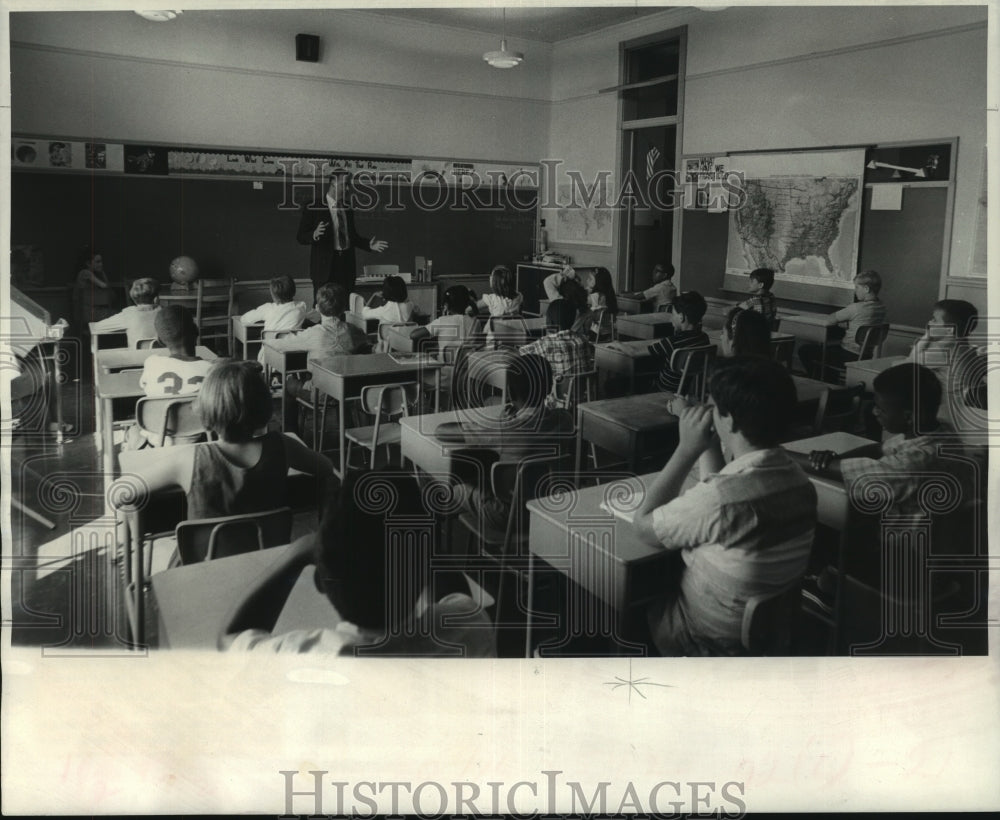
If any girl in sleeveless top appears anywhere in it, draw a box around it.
[111,360,333,522]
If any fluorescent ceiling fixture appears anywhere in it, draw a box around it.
[483,9,523,69]
[134,10,183,22]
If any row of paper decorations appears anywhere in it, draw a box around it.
[11,137,538,187]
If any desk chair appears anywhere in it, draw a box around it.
[376,321,418,353]
[487,315,529,349]
[454,454,566,657]
[814,382,866,435]
[825,323,891,384]
[553,367,598,409]
[345,383,418,470]
[363,264,399,279]
[741,581,802,655]
[349,292,366,316]
[159,279,236,355]
[175,507,293,564]
[670,344,717,402]
[589,308,617,343]
[134,396,207,448]
[136,338,164,350]
[770,337,795,369]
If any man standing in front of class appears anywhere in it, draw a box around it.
[297,168,389,295]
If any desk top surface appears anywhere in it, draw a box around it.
[846,355,908,372]
[578,392,677,429]
[783,431,875,456]
[617,312,672,326]
[94,369,143,399]
[790,375,828,404]
[96,346,216,370]
[492,316,547,330]
[309,352,443,378]
[595,340,655,359]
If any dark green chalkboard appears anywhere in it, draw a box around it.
[11,172,537,286]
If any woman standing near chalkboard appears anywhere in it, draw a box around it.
[297,169,388,295]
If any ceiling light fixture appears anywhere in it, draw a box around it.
[483,9,523,69]
[134,10,183,22]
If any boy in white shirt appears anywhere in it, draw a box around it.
[239,275,309,361]
[624,262,677,310]
[89,277,161,348]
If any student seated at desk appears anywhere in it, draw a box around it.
[623,262,677,310]
[799,363,976,517]
[648,290,710,393]
[239,275,310,362]
[518,299,593,410]
[587,267,618,314]
[541,264,579,302]
[736,267,778,327]
[112,360,333,520]
[476,265,523,316]
[357,274,416,323]
[908,299,982,414]
[632,357,818,656]
[272,284,370,434]
[139,305,214,398]
[89,277,161,348]
[220,471,495,656]
[435,353,574,533]
[721,306,771,358]
[798,269,887,380]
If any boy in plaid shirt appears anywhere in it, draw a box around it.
[737,267,777,327]
[519,298,593,410]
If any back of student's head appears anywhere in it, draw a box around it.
[443,285,476,316]
[129,277,159,306]
[316,283,348,317]
[545,298,578,332]
[154,304,197,352]
[855,269,882,295]
[749,267,775,291]
[382,275,408,303]
[709,356,797,447]
[591,267,618,314]
[270,275,296,303]
[558,277,589,312]
[196,359,273,442]
[673,290,707,326]
[724,307,771,358]
[873,363,942,428]
[934,299,978,338]
[315,470,430,632]
[489,265,515,298]
[507,353,553,409]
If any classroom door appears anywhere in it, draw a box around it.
[621,125,676,292]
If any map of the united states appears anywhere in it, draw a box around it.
[730,177,860,281]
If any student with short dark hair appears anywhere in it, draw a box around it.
[360,274,416,323]
[738,267,777,325]
[90,277,161,348]
[721,306,771,358]
[240,276,309,362]
[219,471,495,656]
[624,262,677,310]
[139,305,214,397]
[519,299,593,410]
[649,290,710,394]
[798,269,887,380]
[909,299,980,421]
[111,360,333,521]
[477,265,523,316]
[633,357,817,656]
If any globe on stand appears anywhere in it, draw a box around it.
[169,255,199,291]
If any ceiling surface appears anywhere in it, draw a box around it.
[364,5,670,43]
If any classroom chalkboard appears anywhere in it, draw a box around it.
[10,173,537,287]
[679,186,947,328]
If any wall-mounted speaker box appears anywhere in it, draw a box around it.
[296,34,320,63]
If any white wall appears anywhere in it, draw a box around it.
[9,9,552,162]
[546,5,989,288]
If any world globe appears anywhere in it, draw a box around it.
[169,255,199,286]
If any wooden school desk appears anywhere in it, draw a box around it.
[778,313,836,375]
[790,374,830,405]
[117,433,316,646]
[150,546,333,649]
[844,355,908,393]
[575,392,679,479]
[616,295,654,315]
[231,318,264,360]
[309,353,443,478]
[593,340,659,394]
[490,316,548,344]
[399,406,508,478]
[261,341,310,431]
[615,312,674,340]
[705,328,796,349]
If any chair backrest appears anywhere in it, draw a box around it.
[135,337,164,350]
[348,292,366,315]
[344,311,366,334]
[363,264,400,279]
[359,382,418,419]
[855,323,890,360]
[486,314,529,349]
[135,396,206,447]
[385,324,433,354]
[813,382,866,434]
[741,581,802,654]
[770,336,795,369]
[491,454,571,552]
[175,507,293,564]
[590,308,617,343]
[670,344,717,402]
[553,367,597,409]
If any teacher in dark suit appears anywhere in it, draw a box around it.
[297,169,388,295]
